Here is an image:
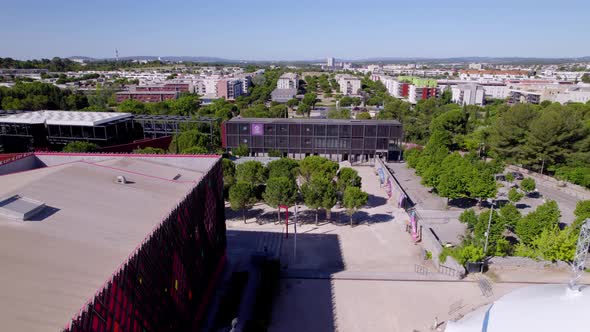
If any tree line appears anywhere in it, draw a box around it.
[225,156,368,226]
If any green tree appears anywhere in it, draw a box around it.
[343,186,369,226]
[515,200,561,245]
[505,173,515,184]
[499,203,521,230]
[263,177,298,222]
[321,179,338,221]
[459,209,478,230]
[170,129,210,153]
[233,144,250,157]
[508,188,524,204]
[355,112,371,120]
[236,161,267,186]
[168,95,201,116]
[133,147,165,154]
[515,225,577,262]
[222,158,236,194]
[229,182,255,223]
[437,153,470,204]
[523,105,587,170]
[521,177,536,193]
[286,98,299,108]
[181,146,208,154]
[301,176,334,225]
[297,103,311,117]
[489,103,538,162]
[118,99,147,114]
[467,163,498,206]
[62,141,99,152]
[337,167,362,192]
[299,156,338,182]
[267,158,299,180]
[269,104,288,118]
[267,150,282,157]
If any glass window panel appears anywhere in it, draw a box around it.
[264,124,275,134]
[314,124,326,136]
[339,125,351,137]
[377,125,389,137]
[351,125,364,137]
[289,124,300,135]
[277,136,288,147]
[327,125,338,136]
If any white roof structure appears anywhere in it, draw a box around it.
[446,284,590,332]
[0,110,132,126]
[0,154,219,331]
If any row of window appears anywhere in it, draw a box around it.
[226,135,395,150]
[226,123,401,138]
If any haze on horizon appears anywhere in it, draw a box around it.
[1,0,589,61]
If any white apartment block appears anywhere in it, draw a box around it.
[277,73,299,89]
[481,84,510,99]
[381,76,402,98]
[459,70,531,81]
[327,57,335,67]
[451,84,485,106]
[547,87,590,103]
[337,75,362,96]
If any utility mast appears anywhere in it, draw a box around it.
[569,219,590,291]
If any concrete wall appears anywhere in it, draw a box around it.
[375,157,466,278]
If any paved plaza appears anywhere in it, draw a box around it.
[225,164,529,331]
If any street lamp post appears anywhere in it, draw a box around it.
[539,158,545,176]
[482,199,494,272]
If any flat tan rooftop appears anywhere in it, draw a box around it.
[0,155,219,331]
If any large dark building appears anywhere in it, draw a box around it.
[0,110,136,151]
[0,111,217,152]
[222,118,403,162]
[0,153,226,331]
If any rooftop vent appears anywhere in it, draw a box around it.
[0,195,46,221]
[115,176,127,184]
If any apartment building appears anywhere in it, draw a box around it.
[216,79,244,100]
[409,85,439,104]
[451,84,485,106]
[337,75,362,96]
[116,91,179,103]
[459,69,531,81]
[277,72,299,90]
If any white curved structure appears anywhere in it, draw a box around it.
[446,284,590,332]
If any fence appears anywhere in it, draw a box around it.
[63,160,227,332]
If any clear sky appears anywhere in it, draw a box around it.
[1,0,589,60]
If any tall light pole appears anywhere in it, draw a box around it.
[483,200,494,258]
[539,157,545,176]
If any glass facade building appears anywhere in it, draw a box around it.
[223,118,403,161]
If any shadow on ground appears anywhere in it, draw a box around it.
[221,229,344,332]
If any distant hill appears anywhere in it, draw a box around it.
[65,55,590,65]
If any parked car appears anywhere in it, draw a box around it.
[510,171,524,180]
[494,174,506,181]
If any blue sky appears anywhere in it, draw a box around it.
[1,0,589,60]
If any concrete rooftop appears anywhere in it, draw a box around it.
[0,155,219,331]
